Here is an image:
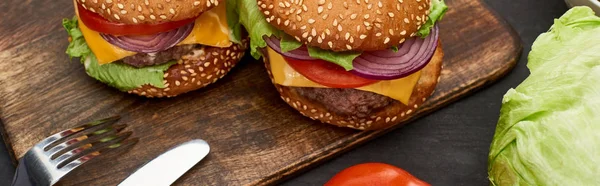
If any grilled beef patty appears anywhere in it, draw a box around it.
[122,45,195,67]
[293,87,394,118]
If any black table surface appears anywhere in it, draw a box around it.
[0,0,570,185]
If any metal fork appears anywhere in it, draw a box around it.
[11,116,138,186]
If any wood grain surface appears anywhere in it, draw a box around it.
[0,0,521,185]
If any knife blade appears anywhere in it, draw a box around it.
[118,139,210,186]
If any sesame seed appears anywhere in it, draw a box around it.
[383,37,390,44]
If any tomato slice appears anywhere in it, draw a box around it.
[283,57,379,88]
[77,3,198,36]
[325,163,430,186]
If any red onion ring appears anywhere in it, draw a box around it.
[100,23,194,53]
[351,25,439,80]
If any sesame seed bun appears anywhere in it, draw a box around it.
[263,43,443,130]
[76,0,221,24]
[126,38,248,97]
[257,0,431,52]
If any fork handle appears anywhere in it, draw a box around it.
[12,159,36,186]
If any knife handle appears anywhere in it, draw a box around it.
[11,159,35,186]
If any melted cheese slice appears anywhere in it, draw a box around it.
[76,4,232,64]
[267,48,421,104]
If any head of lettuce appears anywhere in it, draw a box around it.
[488,7,600,185]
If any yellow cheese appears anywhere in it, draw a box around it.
[78,21,137,64]
[267,48,421,104]
[76,4,232,64]
[178,4,232,48]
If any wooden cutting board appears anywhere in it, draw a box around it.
[0,0,520,185]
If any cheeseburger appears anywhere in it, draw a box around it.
[233,0,448,130]
[63,0,248,97]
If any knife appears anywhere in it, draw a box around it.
[118,139,210,186]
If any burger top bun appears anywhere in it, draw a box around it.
[257,0,431,51]
[76,0,222,24]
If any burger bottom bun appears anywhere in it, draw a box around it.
[127,38,248,98]
[264,43,443,130]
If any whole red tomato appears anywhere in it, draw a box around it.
[325,163,430,186]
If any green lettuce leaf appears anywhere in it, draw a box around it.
[233,0,281,59]
[417,0,448,37]
[307,47,361,71]
[280,34,302,53]
[63,17,173,91]
[226,0,242,44]
[488,7,600,185]
[63,18,90,58]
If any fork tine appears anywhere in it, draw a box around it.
[45,124,127,158]
[40,116,121,150]
[59,138,138,172]
[53,131,133,168]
